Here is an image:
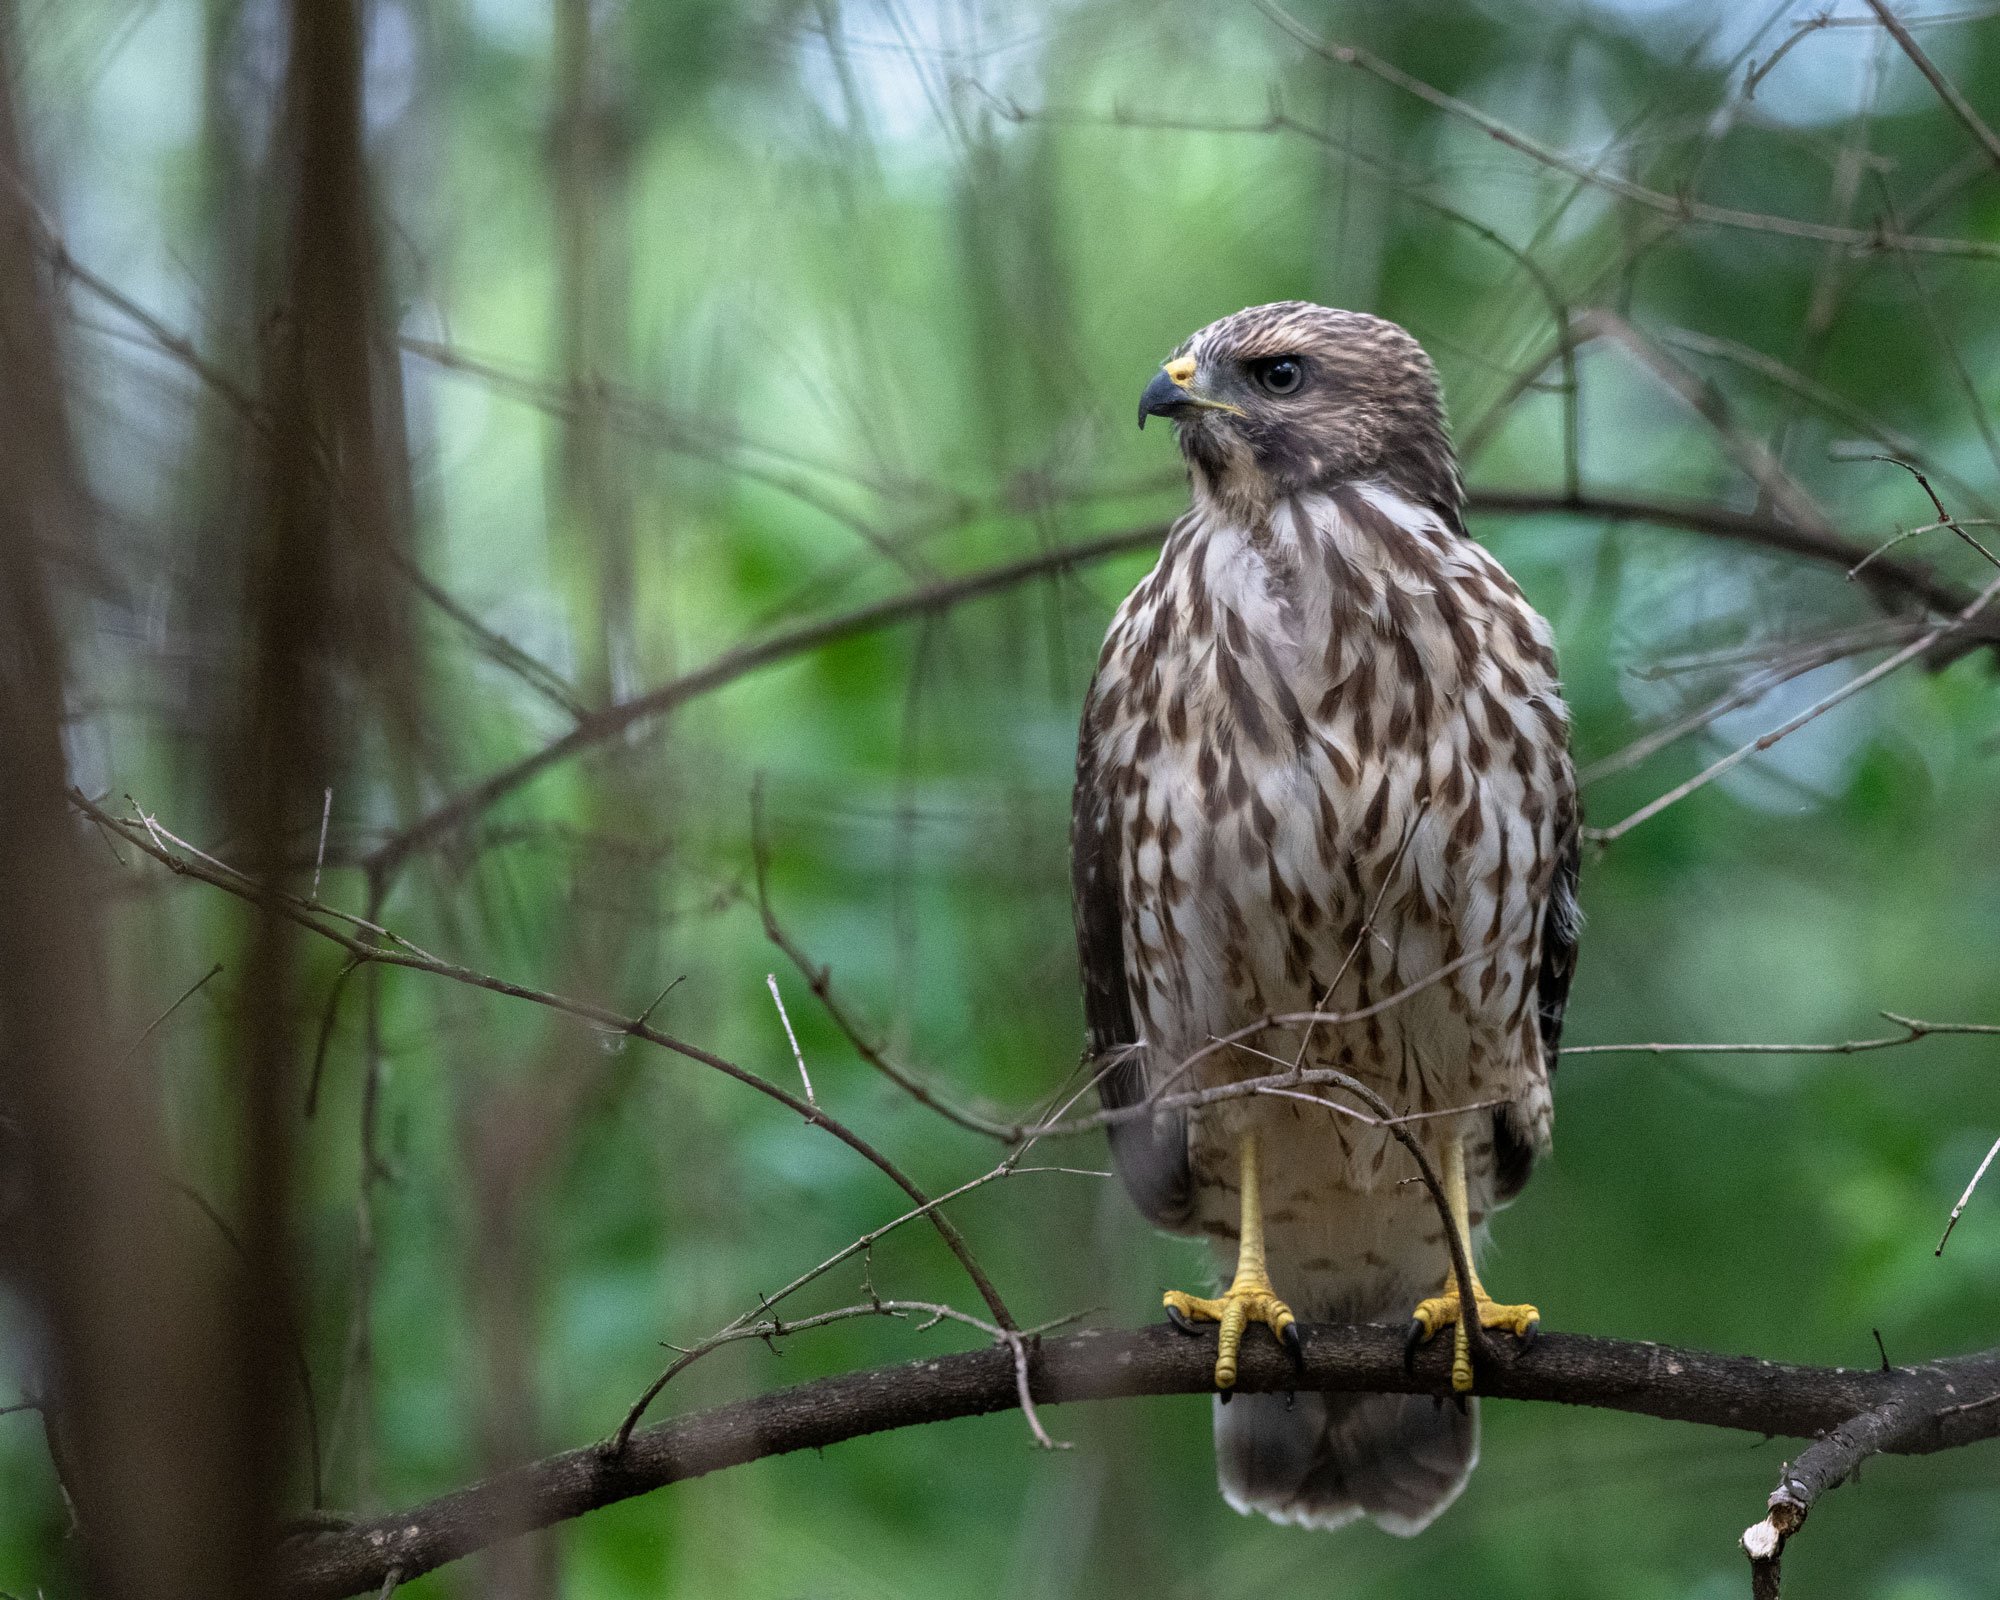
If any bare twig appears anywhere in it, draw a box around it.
[1849,453,2000,573]
[750,782,1022,1140]
[1467,489,1997,642]
[113,961,223,1070]
[1563,1014,2000,1060]
[1935,1134,2000,1256]
[312,789,333,898]
[167,1177,325,1510]
[1662,326,1996,518]
[32,225,594,723]
[342,483,2000,882]
[73,793,1028,1353]
[1865,0,2000,175]
[1589,566,2000,845]
[609,1158,1086,1450]
[1255,2,2000,261]
[363,522,1171,874]
[1130,936,1513,1113]
[1581,311,1834,535]
[1579,624,1921,788]
[766,974,813,1107]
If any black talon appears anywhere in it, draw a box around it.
[1403,1319,1426,1367]
[1280,1320,1305,1372]
[1165,1304,1207,1337]
[1218,1386,1233,1406]
[1520,1318,1540,1353]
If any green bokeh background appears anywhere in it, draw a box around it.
[9,0,2000,1594]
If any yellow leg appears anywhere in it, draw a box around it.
[1408,1135,1540,1393]
[1163,1131,1302,1393]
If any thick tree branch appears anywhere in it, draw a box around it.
[274,1323,2000,1600]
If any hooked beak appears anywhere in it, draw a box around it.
[1137,355,1239,429]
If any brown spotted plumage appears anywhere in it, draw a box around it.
[1072,303,1580,1533]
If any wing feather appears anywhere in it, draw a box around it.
[1071,693,1191,1228]
[1492,784,1580,1204]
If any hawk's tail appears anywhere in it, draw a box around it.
[1213,1388,1478,1534]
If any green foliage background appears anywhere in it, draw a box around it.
[8,0,2000,1595]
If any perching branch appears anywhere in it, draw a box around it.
[273,1322,2000,1600]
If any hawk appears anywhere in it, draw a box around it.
[1071,302,1579,1532]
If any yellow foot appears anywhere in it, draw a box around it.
[1164,1279,1302,1394]
[1407,1282,1540,1393]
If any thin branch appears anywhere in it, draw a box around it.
[1661,325,1996,520]
[1578,624,1921,788]
[1576,624,1920,788]
[304,958,367,1117]
[167,1176,324,1510]
[1467,489,1996,642]
[112,961,223,1070]
[1127,937,1511,1114]
[345,484,1998,881]
[72,793,1027,1348]
[1582,311,1834,534]
[750,782,1023,1140]
[402,337,935,582]
[985,92,1583,493]
[1564,1014,2000,1060]
[362,522,1171,875]
[1935,1133,2000,1256]
[1865,0,2000,175]
[765,974,813,1106]
[664,1297,1008,1366]
[610,1158,1074,1450]
[33,227,593,723]
[312,789,333,898]
[273,1325,2000,1600]
[1852,453,2000,573]
[1255,2,2000,261]
[1589,565,2000,845]
[1745,13,1841,98]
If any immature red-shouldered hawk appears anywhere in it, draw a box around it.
[1072,302,1579,1532]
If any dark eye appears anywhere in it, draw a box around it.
[1252,357,1304,396]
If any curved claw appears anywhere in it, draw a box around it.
[1519,1317,1540,1353]
[1280,1320,1305,1372]
[1165,1303,1207,1337]
[1403,1318,1426,1366]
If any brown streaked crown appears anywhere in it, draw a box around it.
[1149,302,1463,521]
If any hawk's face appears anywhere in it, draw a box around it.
[1138,301,1460,518]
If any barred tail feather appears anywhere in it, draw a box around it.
[1214,1389,1478,1535]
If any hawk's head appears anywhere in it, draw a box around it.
[1139,302,1461,520]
